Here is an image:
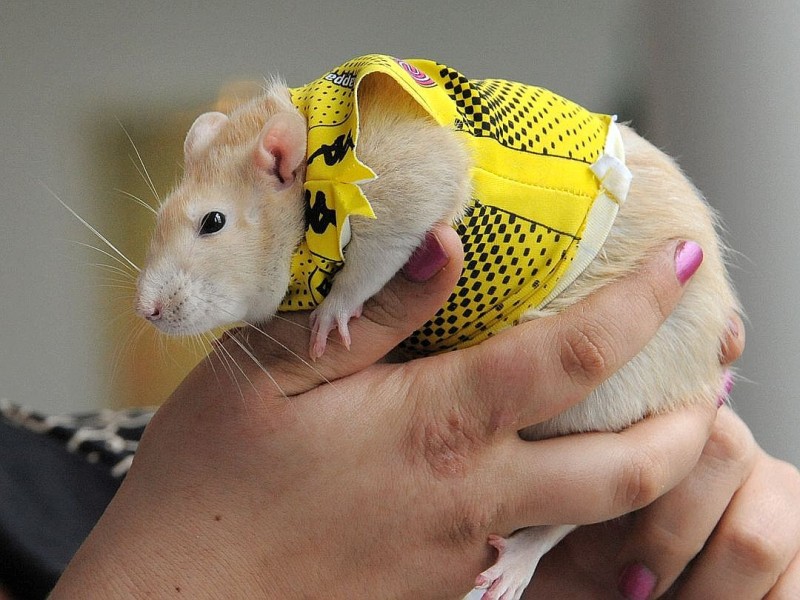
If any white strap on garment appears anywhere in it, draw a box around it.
[537,120,633,309]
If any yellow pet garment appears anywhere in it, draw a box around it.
[278,54,632,355]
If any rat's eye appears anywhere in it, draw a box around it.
[199,211,226,235]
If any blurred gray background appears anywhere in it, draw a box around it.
[1,2,797,466]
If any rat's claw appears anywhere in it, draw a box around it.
[308,301,363,359]
[308,310,333,360]
[337,318,352,350]
[472,531,552,600]
[310,336,327,361]
[337,301,363,349]
[472,537,520,600]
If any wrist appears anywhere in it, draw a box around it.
[50,477,282,598]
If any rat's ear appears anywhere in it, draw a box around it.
[253,111,307,189]
[184,112,229,163]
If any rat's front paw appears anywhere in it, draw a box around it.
[308,302,363,360]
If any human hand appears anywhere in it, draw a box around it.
[528,314,800,600]
[529,407,800,600]
[51,227,718,599]
[635,407,800,600]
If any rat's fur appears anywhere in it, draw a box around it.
[521,125,735,440]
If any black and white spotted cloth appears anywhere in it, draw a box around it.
[0,398,153,479]
[0,399,153,599]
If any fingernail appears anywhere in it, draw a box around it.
[675,241,704,285]
[717,369,734,407]
[402,232,449,282]
[618,563,657,600]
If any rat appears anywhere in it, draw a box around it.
[135,55,739,600]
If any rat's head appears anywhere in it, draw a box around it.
[135,93,307,336]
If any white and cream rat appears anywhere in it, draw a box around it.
[135,55,739,600]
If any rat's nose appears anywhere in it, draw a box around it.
[138,301,163,322]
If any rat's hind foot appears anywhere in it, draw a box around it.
[308,302,363,360]
[471,525,576,600]
[473,535,535,600]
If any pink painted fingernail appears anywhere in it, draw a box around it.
[675,241,704,285]
[402,231,449,282]
[618,563,657,600]
[717,369,734,407]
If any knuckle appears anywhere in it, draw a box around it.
[720,320,746,365]
[640,274,673,324]
[419,415,478,478]
[773,459,800,491]
[616,448,666,511]
[403,385,486,480]
[712,456,800,579]
[443,501,498,548]
[469,353,524,432]
[705,413,756,468]
[364,283,409,328]
[720,519,786,577]
[644,520,706,566]
[559,318,616,386]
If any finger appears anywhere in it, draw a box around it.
[218,224,464,395]
[765,552,800,600]
[444,239,702,428]
[719,312,745,366]
[613,407,758,598]
[495,400,717,528]
[675,451,800,599]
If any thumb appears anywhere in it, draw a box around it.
[227,224,464,393]
[326,224,465,377]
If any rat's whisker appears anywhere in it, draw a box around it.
[239,318,338,392]
[89,268,138,292]
[45,184,141,273]
[110,319,149,389]
[218,346,251,410]
[129,156,159,204]
[208,335,239,389]
[115,188,158,216]
[270,312,313,333]
[96,284,138,294]
[116,118,161,204]
[212,333,259,408]
[88,261,138,281]
[68,240,139,276]
[224,330,288,400]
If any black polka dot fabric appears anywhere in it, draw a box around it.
[281,243,340,310]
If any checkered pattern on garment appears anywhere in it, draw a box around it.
[438,65,606,163]
[400,200,573,354]
[399,63,615,355]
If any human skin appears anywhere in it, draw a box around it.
[50,226,796,599]
[530,403,800,599]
